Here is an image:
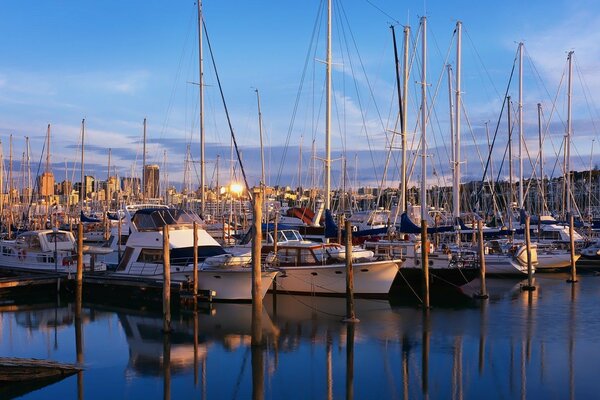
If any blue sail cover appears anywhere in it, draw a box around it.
[324,209,388,239]
[81,211,102,223]
[398,213,455,234]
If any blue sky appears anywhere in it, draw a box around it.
[0,0,598,191]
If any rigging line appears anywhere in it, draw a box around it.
[275,0,324,187]
[463,27,502,100]
[159,8,196,140]
[474,48,519,209]
[203,22,251,197]
[363,0,400,24]
[524,47,568,133]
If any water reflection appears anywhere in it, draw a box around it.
[0,275,598,399]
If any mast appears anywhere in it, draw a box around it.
[518,42,524,209]
[420,16,427,221]
[197,0,206,215]
[80,119,85,210]
[107,148,112,210]
[537,103,544,214]
[8,135,12,210]
[454,21,462,220]
[402,25,410,214]
[142,117,147,202]
[324,0,332,211]
[216,154,220,216]
[565,50,574,215]
[507,97,513,230]
[255,88,267,222]
[391,24,405,217]
[0,140,3,222]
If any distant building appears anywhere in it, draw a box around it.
[38,171,55,197]
[122,177,141,197]
[144,165,160,199]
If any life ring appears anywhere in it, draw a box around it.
[18,249,26,261]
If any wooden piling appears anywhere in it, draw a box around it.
[251,188,263,306]
[117,213,122,264]
[162,225,171,333]
[193,221,198,299]
[421,220,430,309]
[522,215,536,291]
[337,214,344,245]
[474,220,488,299]
[567,213,578,283]
[344,219,358,322]
[77,223,83,284]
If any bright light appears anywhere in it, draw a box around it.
[230,183,243,195]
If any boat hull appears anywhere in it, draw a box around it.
[273,260,399,297]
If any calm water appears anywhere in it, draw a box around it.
[2,273,600,399]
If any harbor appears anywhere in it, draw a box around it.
[2,0,600,398]
[0,273,598,399]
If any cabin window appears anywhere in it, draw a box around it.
[116,247,135,271]
[300,249,316,264]
[137,249,163,264]
[2,246,13,256]
[48,233,69,243]
[29,236,41,249]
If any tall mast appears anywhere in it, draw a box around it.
[0,140,3,220]
[391,24,405,217]
[8,135,12,208]
[401,25,410,214]
[453,21,462,219]
[142,117,147,202]
[80,119,85,210]
[518,42,524,209]
[107,148,112,210]
[324,0,332,211]
[45,124,51,173]
[420,16,427,221]
[197,0,205,215]
[255,88,266,222]
[537,103,544,214]
[565,50,574,214]
[507,97,513,230]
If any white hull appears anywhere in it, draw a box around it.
[274,260,399,296]
[0,252,105,274]
[536,252,579,270]
[483,254,529,276]
[113,266,277,301]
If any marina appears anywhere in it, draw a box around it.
[0,273,598,399]
[1,0,600,398]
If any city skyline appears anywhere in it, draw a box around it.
[0,0,598,191]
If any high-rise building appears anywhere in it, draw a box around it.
[144,165,160,199]
[38,171,55,197]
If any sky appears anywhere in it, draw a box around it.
[0,0,599,192]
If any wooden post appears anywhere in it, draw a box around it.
[344,219,358,322]
[222,215,226,246]
[251,188,263,338]
[421,220,430,309]
[474,220,488,299]
[193,221,198,300]
[77,223,83,284]
[567,213,578,283]
[522,214,536,291]
[163,225,171,333]
[117,213,122,264]
[250,188,265,400]
[273,213,279,256]
[337,214,344,245]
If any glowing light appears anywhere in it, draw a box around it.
[230,183,243,195]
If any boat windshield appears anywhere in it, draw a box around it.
[270,229,303,243]
[132,208,202,231]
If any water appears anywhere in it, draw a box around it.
[2,273,600,399]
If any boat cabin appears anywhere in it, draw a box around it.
[131,208,202,232]
[15,230,75,252]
